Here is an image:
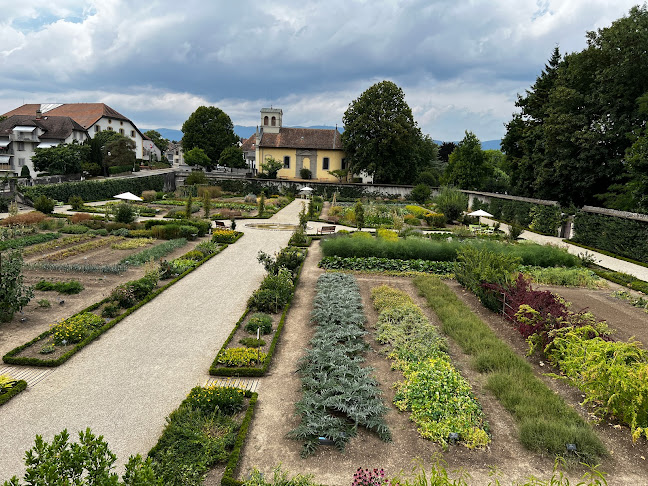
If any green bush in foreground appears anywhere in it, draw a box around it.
[413,276,606,464]
[34,279,84,295]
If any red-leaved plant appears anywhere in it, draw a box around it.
[352,467,389,486]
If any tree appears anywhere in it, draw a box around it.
[438,142,457,163]
[410,184,431,204]
[32,141,90,175]
[104,135,136,170]
[86,130,122,176]
[342,80,422,184]
[328,169,349,183]
[354,200,365,229]
[218,146,246,169]
[434,186,468,222]
[0,250,33,322]
[260,156,283,179]
[181,106,239,170]
[3,428,160,485]
[443,131,492,190]
[143,130,170,153]
[184,147,211,169]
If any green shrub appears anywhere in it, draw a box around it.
[67,195,84,210]
[101,302,120,318]
[120,238,187,266]
[195,241,220,257]
[186,385,245,415]
[217,347,267,367]
[212,229,241,244]
[239,337,266,348]
[423,212,446,228]
[434,186,467,222]
[51,312,104,345]
[410,184,431,204]
[33,195,55,214]
[114,202,136,224]
[244,313,273,335]
[181,250,205,261]
[529,205,562,235]
[60,224,90,234]
[34,280,84,295]
[248,268,294,313]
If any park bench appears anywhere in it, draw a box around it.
[317,225,336,235]
[214,221,226,228]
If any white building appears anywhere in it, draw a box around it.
[0,113,89,177]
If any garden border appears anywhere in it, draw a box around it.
[209,248,307,377]
[565,239,648,269]
[3,244,230,367]
[0,380,28,407]
[220,392,259,486]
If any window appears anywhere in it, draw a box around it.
[322,157,329,170]
[95,125,100,132]
[120,121,123,125]
[18,158,25,166]
[283,156,290,169]
[264,116,269,126]
[119,128,124,135]
[131,130,135,137]
[17,142,24,151]
[341,158,347,170]
[271,116,276,126]
[107,127,113,131]
[108,119,112,124]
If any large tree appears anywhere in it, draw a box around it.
[443,131,492,190]
[103,134,136,171]
[218,146,246,169]
[144,130,170,153]
[181,106,238,170]
[502,6,648,207]
[32,141,90,175]
[342,81,423,184]
[184,147,211,169]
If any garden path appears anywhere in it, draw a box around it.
[482,217,648,281]
[0,199,304,481]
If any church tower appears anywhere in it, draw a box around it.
[260,108,282,134]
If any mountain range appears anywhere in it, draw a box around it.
[143,127,501,150]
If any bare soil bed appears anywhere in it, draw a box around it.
[232,242,648,485]
[0,234,211,358]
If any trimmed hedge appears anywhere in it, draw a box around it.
[143,218,210,236]
[572,211,648,264]
[20,175,165,203]
[3,245,227,367]
[209,248,307,377]
[0,380,27,406]
[220,392,259,486]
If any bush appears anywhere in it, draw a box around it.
[114,202,136,224]
[434,186,467,222]
[410,184,431,204]
[61,224,90,234]
[423,212,446,228]
[51,312,104,345]
[212,229,241,244]
[33,195,55,214]
[245,313,273,335]
[101,302,121,318]
[141,190,157,202]
[69,212,92,224]
[529,205,562,235]
[68,195,84,210]
[217,347,267,367]
[248,268,294,313]
[0,250,33,322]
[239,337,266,348]
[299,168,312,179]
[257,246,306,276]
[185,170,207,185]
[181,249,205,261]
[34,280,84,295]
[0,211,47,227]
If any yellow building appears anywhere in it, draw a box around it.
[248,108,347,181]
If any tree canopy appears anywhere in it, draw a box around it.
[218,146,246,169]
[184,147,211,169]
[502,6,648,208]
[143,130,170,153]
[443,131,492,190]
[181,106,239,170]
[103,135,136,170]
[342,81,432,184]
[32,142,90,175]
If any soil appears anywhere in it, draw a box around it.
[233,242,648,485]
[0,234,211,358]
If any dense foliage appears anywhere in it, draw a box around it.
[181,106,239,169]
[288,273,391,456]
[319,256,455,274]
[0,250,33,322]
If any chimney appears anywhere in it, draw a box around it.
[36,109,42,120]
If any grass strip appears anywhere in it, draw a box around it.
[3,245,227,367]
[119,238,187,266]
[24,262,128,274]
[0,380,28,407]
[0,232,60,251]
[209,248,308,377]
[413,276,606,464]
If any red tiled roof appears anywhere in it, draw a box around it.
[240,135,256,152]
[258,127,342,150]
[3,103,131,129]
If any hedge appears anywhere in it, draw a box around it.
[20,175,165,203]
[3,245,228,367]
[220,392,258,486]
[0,380,27,407]
[572,211,648,264]
[143,218,210,236]
[209,248,307,377]
[108,165,139,175]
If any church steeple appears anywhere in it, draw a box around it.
[260,107,282,134]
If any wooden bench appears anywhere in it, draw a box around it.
[214,221,226,228]
[317,225,336,235]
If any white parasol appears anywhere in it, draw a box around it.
[467,209,493,218]
[113,192,143,201]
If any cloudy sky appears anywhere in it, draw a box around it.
[0,1,641,142]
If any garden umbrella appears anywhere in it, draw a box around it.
[299,186,313,192]
[113,192,143,201]
[467,209,493,217]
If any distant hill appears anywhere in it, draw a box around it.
[145,127,501,151]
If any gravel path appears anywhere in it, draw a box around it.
[0,199,304,481]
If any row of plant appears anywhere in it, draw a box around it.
[0,225,38,239]
[24,261,128,274]
[612,289,648,311]
[147,385,256,485]
[0,374,27,407]
[21,233,96,256]
[118,238,188,266]
[319,255,455,275]
[0,232,60,251]
[288,273,391,457]
[34,279,84,295]
[212,229,243,244]
[479,269,648,442]
[3,240,226,366]
[414,275,607,463]
[519,266,606,289]
[38,235,124,262]
[371,285,490,448]
[321,233,581,267]
[210,246,307,376]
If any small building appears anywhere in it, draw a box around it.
[165,142,184,166]
[246,108,348,182]
[142,137,162,164]
[0,113,89,177]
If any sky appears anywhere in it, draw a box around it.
[0,0,642,142]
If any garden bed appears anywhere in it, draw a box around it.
[0,379,27,407]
